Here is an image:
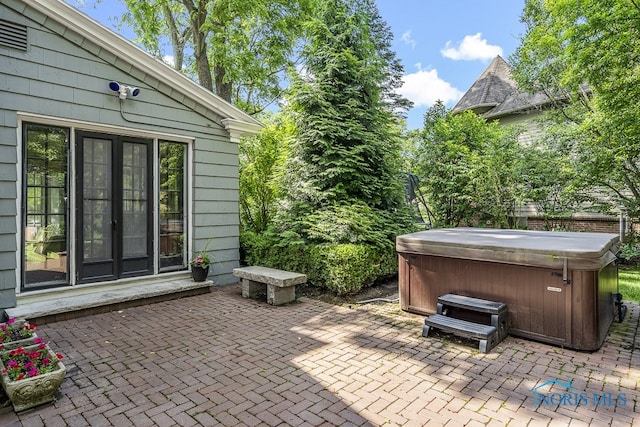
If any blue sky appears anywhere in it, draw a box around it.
[378,1,526,128]
[67,0,526,129]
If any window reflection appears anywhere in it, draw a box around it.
[24,124,69,288]
[159,142,187,270]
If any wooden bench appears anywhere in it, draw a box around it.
[233,266,307,306]
[437,294,508,341]
[422,293,508,353]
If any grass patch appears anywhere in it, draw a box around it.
[619,267,640,302]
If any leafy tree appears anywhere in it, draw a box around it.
[511,0,640,218]
[115,0,315,113]
[417,102,525,228]
[518,118,588,230]
[239,114,291,233]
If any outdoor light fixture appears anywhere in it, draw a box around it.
[108,81,140,100]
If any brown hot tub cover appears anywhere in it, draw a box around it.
[396,228,620,271]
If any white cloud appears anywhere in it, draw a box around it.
[440,32,503,61]
[398,67,464,108]
[401,30,416,49]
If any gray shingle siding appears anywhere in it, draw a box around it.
[0,121,17,307]
[0,113,17,307]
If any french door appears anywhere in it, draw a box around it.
[76,132,153,283]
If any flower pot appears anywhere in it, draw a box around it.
[0,344,66,412]
[191,265,209,282]
[0,319,37,350]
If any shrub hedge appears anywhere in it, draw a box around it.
[241,231,398,295]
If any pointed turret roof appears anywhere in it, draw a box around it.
[452,56,517,115]
[452,56,553,119]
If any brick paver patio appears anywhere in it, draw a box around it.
[0,284,638,426]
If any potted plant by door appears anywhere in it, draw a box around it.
[190,251,211,282]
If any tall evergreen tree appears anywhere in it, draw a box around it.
[285,0,409,208]
[280,0,414,247]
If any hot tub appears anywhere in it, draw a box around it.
[397,228,620,351]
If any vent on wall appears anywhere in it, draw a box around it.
[0,19,28,51]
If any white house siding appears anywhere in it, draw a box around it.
[491,111,545,147]
[0,0,249,307]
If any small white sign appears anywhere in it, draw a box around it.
[547,287,562,293]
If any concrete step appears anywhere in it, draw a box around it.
[5,273,212,324]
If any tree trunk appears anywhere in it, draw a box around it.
[163,3,186,71]
[215,63,232,103]
[182,0,213,91]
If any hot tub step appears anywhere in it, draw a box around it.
[437,293,506,314]
[437,293,508,341]
[422,314,499,353]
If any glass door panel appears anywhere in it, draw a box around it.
[121,141,151,275]
[80,137,115,281]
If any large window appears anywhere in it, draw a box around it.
[159,141,187,270]
[23,124,69,289]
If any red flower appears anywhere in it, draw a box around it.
[1,343,62,382]
[56,353,64,360]
[9,348,23,357]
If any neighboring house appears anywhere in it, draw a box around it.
[0,0,262,315]
[452,56,620,233]
[452,55,550,145]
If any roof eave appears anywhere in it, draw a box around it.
[483,100,552,119]
[221,119,264,143]
[452,103,498,115]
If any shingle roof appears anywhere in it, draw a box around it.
[452,56,552,118]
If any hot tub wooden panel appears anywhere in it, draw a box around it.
[401,253,574,346]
